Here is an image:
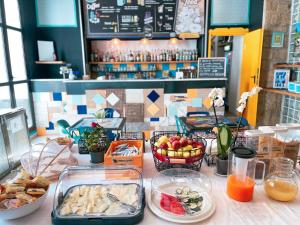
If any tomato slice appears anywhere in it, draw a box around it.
[170,201,185,215]
[160,193,178,212]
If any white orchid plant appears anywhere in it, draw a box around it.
[233,86,263,145]
[208,88,225,125]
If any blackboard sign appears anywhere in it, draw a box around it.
[197,57,226,77]
[84,0,177,38]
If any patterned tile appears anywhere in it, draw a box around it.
[192,98,202,107]
[77,105,87,115]
[93,93,105,105]
[147,90,160,103]
[71,95,86,105]
[106,89,125,116]
[124,103,144,122]
[53,92,62,101]
[144,89,164,118]
[125,89,144,103]
[162,64,170,70]
[150,117,160,122]
[176,63,184,69]
[86,90,107,109]
[106,92,120,106]
[147,103,160,116]
[40,92,51,102]
[46,122,54,130]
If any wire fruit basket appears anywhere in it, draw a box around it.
[150,131,207,171]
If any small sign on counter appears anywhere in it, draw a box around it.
[197,57,226,78]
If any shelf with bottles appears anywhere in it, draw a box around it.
[89,49,199,64]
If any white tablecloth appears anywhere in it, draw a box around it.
[1,146,300,225]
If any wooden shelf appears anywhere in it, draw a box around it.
[89,60,198,65]
[274,64,300,69]
[264,88,300,98]
[35,61,65,65]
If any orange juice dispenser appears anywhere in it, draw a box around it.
[227,147,266,202]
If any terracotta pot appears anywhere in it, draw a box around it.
[216,157,228,176]
[90,151,105,163]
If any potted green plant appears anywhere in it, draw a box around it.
[207,88,232,176]
[83,122,108,163]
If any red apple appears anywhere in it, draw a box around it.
[172,140,181,150]
[187,139,193,145]
[180,138,188,147]
[197,142,205,149]
[160,143,169,150]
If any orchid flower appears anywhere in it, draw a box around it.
[236,87,262,114]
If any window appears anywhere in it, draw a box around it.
[0,0,34,129]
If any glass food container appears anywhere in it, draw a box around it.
[149,168,215,223]
[264,157,299,202]
[51,166,145,225]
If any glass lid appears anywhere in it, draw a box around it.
[53,166,143,219]
[150,168,212,218]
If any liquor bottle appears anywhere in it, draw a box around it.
[129,51,134,62]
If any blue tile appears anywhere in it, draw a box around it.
[147,90,160,103]
[176,63,184,69]
[53,92,62,101]
[77,105,87,115]
[192,98,202,107]
[155,71,162,78]
[134,64,141,70]
[93,94,105,105]
[106,64,113,70]
[46,122,54,130]
[191,62,198,68]
[148,64,155,70]
[71,95,84,105]
[150,117,160,122]
[162,64,170,70]
[169,70,176,77]
[127,73,135,79]
[120,64,127,69]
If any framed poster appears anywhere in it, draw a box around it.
[36,0,77,27]
[211,0,250,26]
[273,69,290,89]
[175,0,205,35]
[271,32,284,48]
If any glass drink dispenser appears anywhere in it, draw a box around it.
[227,147,266,202]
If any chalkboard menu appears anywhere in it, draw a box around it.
[85,0,177,38]
[198,57,226,78]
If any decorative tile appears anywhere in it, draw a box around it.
[192,98,202,107]
[176,63,184,69]
[33,93,41,102]
[106,89,125,116]
[124,103,144,122]
[187,89,198,98]
[93,93,105,105]
[144,89,164,118]
[147,103,160,116]
[34,102,49,127]
[40,92,51,102]
[150,117,159,122]
[53,92,62,101]
[147,90,160,103]
[46,122,54,130]
[106,93,120,106]
[162,64,170,70]
[125,89,144,103]
[155,71,163,78]
[77,105,87,115]
[71,95,85,105]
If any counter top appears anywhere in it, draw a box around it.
[31,78,228,82]
[2,145,300,225]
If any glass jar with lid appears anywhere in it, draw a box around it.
[264,157,299,202]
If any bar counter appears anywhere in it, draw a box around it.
[31,78,227,94]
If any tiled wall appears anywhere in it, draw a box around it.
[33,88,224,135]
[281,96,300,123]
[92,62,198,79]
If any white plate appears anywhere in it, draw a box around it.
[147,190,216,224]
[0,189,49,220]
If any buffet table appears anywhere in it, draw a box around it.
[1,145,300,225]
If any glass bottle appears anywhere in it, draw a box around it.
[264,157,299,202]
